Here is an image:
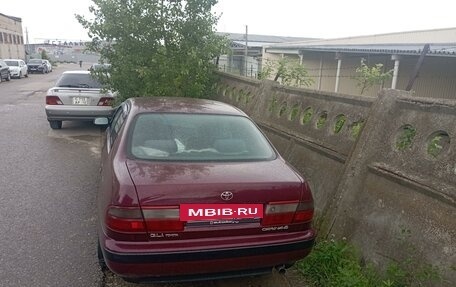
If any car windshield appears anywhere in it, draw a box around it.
[56,73,103,89]
[129,113,276,161]
[29,59,42,64]
[5,61,18,66]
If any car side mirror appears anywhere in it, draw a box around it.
[94,117,109,126]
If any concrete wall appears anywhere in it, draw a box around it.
[214,72,455,285]
[26,44,100,64]
[0,14,25,59]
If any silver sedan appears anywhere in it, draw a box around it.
[45,70,116,129]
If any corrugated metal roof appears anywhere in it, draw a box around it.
[296,44,456,57]
[232,40,280,48]
[0,13,22,22]
[217,32,316,44]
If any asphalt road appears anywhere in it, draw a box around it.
[0,63,303,287]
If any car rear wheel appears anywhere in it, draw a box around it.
[49,120,62,129]
[6,73,10,81]
[97,241,107,271]
[18,72,22,79]
[25,72,28,78]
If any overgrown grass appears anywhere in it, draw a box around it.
[396,125,416,150]
[297,237,442,287]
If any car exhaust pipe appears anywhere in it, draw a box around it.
[275,265,287,274]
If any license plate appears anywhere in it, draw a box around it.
[72,97,89,105]
[180,204,263,221]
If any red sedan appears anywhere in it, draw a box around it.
[96,97,315,283]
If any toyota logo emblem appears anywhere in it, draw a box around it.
[220,191,233,201]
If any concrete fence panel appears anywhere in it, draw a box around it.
[214,72,456,285]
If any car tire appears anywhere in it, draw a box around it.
[6,73,10,81]
[18,72,22,79]
[42,69,46,74]
[25,72,28,78]
[49,120,62,129]
[97,241,108,271]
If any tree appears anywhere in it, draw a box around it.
[76,0,227,100]
[355,58,393,95]
[259,57,314,88]
[41,49,50,61]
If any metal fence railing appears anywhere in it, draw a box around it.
[216,55,260,79]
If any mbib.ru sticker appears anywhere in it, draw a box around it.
[180,204,263,221]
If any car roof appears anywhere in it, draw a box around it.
[62,70,91,75]
[127,97,247,116]
[4,59,21,61]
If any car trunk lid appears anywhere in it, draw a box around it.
[48,87,106,106]
[125,159,311,239]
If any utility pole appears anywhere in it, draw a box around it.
[406,44,430,91]
[244,25,248,76]
[25,27,30,61]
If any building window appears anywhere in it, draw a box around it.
[9,34,12,44]
[0,33,3,43]
[20,36,24,44]
[13,35,17,44]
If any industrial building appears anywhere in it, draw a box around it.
[0,13,25,60]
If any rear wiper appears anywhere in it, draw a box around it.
[58,84,92,88]
[58,84,81,88]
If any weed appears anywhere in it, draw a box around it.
[317,113,328,129]
[301,107,314,124]
[289,105,300,121]
[351,121,364,138]
[427,134,444,157]
[334,115,346,134]
[396,125,416,150]
[297,232,442,287]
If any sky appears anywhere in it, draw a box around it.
[1,0,456,43]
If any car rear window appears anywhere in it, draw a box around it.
[129,113,276,161]
[5,61,18,66]
[56,73,103,89]
[29,59,42,64]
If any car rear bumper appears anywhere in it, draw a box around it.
[46,105,114,121]
[28,67,44,71]
[100,230,315,281]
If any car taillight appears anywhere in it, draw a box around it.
[98,97,114,106]
[262,201,313,226]
[46,96,63,105]
[105,206,148,241]
[143,206,185,232]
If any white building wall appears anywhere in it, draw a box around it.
[0,14,25,60]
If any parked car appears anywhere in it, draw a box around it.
[4,59,28,79]
[45,71,116,129]
[0,59,11,82]
[43,60,52,72]
[95,97,315,283]
[89,63,111,71]
[27,59,48,74]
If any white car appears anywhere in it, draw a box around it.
[4,59,28,79]
[44,60,52,72]
[45,71,116,129]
